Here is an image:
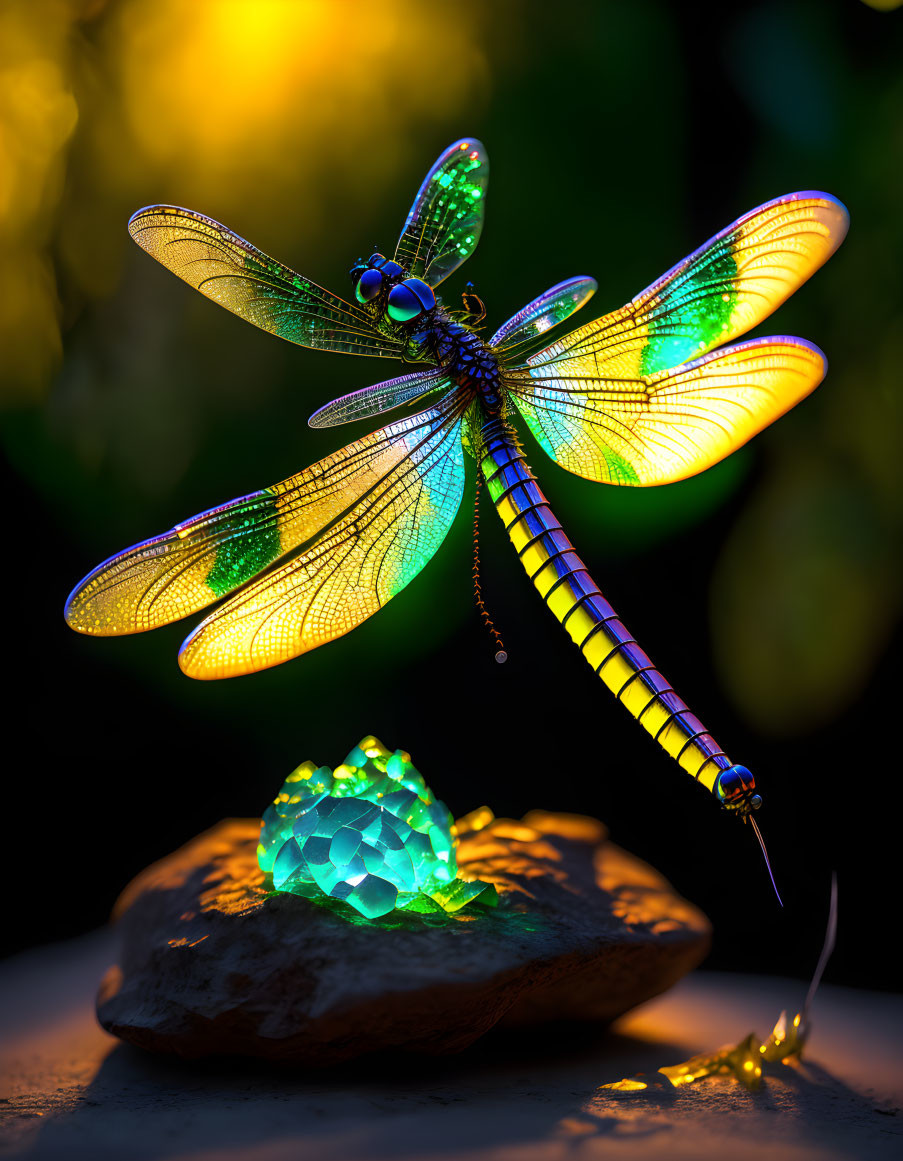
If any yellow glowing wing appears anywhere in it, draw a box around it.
[524,192,848,381]
[509,338,825,486]
[128,206,412,358]
[177,406,466,679]
[65,399,462,637]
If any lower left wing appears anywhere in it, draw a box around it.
[65,399,466,663]
[178,402,466,679]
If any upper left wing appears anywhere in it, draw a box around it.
[129,206,415,359]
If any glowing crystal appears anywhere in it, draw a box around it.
[258,735,498,919]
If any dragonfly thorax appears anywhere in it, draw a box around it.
[420,311,503,413]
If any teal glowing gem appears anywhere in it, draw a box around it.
[258,735,498,919]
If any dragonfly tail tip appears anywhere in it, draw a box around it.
[749,815,783,906]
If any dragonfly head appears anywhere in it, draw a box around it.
[715,764,762,817]
[351,253,436,325]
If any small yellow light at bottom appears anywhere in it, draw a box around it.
[600,1013,807,1095]
[599,1078,650,1092]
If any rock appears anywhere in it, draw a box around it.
[97,812,710,1064]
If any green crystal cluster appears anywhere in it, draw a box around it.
[258,735,498,919]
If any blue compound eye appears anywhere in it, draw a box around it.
[387,282,423,323]
[387,278,436,324]
[378,259,405,281]
[405,277,436,312]
[355,268,384,304]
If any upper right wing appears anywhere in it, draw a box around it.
[522,192,848,381]
[128,206,416,359]
[490,276,598,357]
[394,138,489,288]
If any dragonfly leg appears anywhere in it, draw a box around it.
[461,282,487,325]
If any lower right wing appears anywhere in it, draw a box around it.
[507,337,826,486]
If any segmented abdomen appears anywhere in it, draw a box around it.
[478,418,734,795]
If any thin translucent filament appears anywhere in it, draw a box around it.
[472,475,507,663]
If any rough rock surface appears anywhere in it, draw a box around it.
[96,811,710,1063]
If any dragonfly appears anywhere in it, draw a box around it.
[65,138,848,894]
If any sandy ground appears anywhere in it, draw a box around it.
[0,929,900,1161]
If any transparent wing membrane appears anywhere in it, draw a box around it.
[128,206,409,358]
[491,276,598,356]
[70,171,848,692]
[308,368,453,429]
[394,138,489,287]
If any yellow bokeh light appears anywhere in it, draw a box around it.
[0,0,491,405]
[0,2,80,404]
[107,0,489,208]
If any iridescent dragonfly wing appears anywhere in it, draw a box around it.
[394,138,489,287]
[490,276,598,359]
[179,402,467,679]
[522,192,849,380]
[128,207,414,358]
[506,192,849,485]
[65,395,464,644]
[507,337,826,486]
[308,367,453,428]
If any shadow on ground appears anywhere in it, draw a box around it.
[2,931,900,1161]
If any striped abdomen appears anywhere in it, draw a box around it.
[479,417,741,802]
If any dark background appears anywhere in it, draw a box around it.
[2,0,901,990]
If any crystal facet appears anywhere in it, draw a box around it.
[258,735,498,919]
